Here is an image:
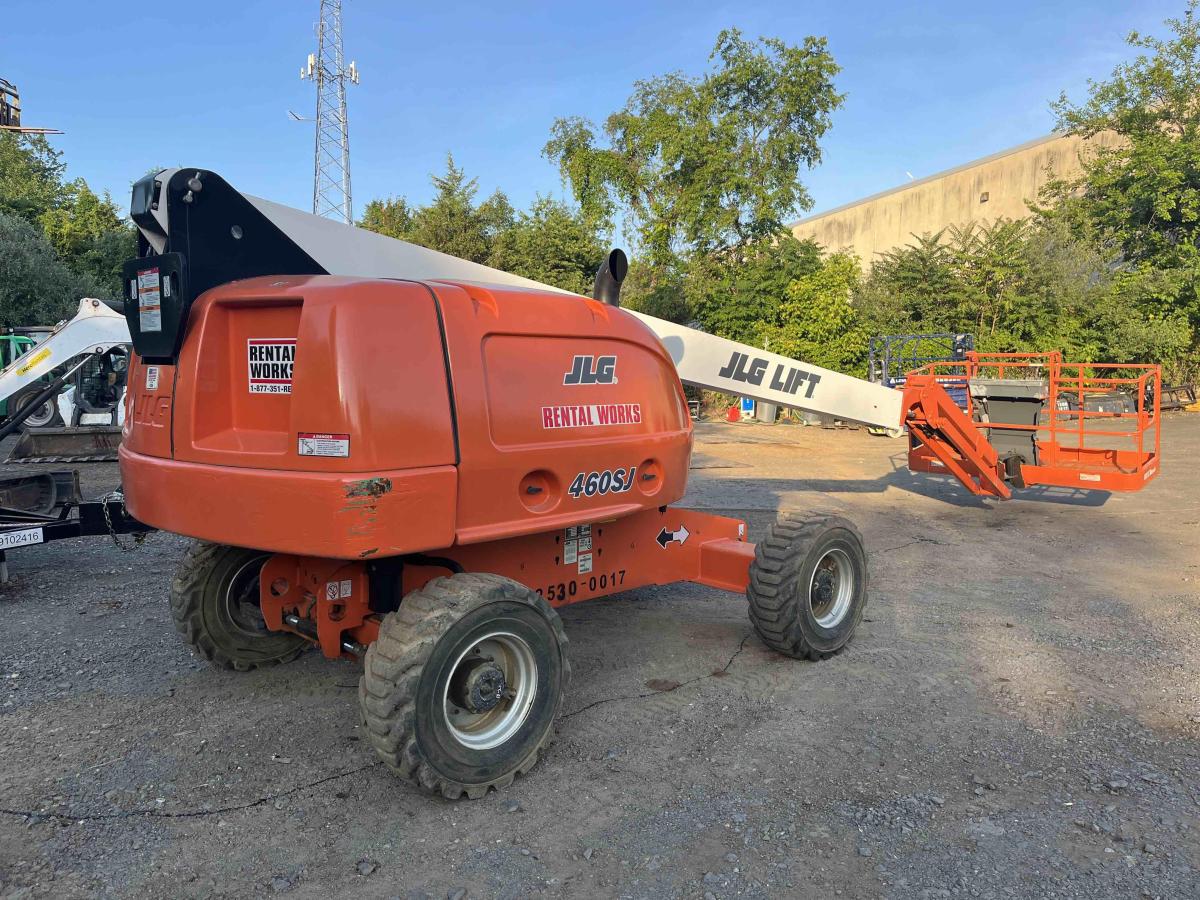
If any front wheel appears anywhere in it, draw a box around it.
[10,385,62,429]
[746,514,868,660]
[359,573,570,799]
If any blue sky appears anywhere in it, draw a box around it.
[3,0,1181,234]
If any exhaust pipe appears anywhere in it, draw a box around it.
[592,249,628,307]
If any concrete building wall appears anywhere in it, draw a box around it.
[789,131,1123,265]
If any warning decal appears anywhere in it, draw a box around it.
[563,524,591,567]
[325,579,353,601]
[137,268,162,333]
[145,366,160,391]
[248,338,296,394]
[298,432,350,458]
[542,403,642,429]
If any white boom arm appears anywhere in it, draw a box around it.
[131,168,901,431]
[629,312,902,429]
[0,299,130,407]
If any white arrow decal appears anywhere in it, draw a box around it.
[655,524,691,548]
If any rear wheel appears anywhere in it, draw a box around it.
[747,514,868,660]
[170,542,308,671]
[359,573,569,799]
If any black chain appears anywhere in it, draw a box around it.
[100,492,147,552]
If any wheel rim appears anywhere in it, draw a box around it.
[19,398,56,428]
[442,631,538,751]
[222,554,271,637]
[809,547,854,629]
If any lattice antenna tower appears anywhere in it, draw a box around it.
[299,1,360,223]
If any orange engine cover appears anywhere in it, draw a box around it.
[119,275,692,559]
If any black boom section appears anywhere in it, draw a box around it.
[156,170,326,296]
[124,169,327,363]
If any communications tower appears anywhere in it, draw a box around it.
[299,1,359,223]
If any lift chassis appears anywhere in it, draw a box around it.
[260,507,754,659]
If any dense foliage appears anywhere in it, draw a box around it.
[544,29,842,269]
[0,134,132,328]
[359,155,606,296]
[0,211,106,330]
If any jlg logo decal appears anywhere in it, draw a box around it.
[563,355,617,385]
[716,350,821,399]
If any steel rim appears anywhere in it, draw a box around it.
[20,398,56,429]
[222,554,271,637]
[809,547,854,629]
[443,631,538,751]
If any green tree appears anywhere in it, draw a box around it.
[488,196,607,295]
[756,252,866,372]
[621,259,690,323]
[544,29,843,267]
[1038,0,1200,364]
[358,196,414,239]
[39,179,124,261]
[856,231,962,333]
[1084,267,1194,364]
[404,155,513,264]
[0,135,130,312]
[0,212,104,329]
[685,234,822,341]
[74,224,137,300]
[851,217,1194,375]
[0,134,65,223]
[1045,2,1200,267]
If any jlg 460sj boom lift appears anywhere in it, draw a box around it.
[118,170,1161,799]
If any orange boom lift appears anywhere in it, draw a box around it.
[117,170,1161,798]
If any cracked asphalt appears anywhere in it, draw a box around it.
[1,416,1199,899]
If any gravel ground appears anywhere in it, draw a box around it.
[1,415,1198,899]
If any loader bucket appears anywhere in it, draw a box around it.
[6,426,122,463]
[0,471,81,518]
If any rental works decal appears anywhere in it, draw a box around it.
[542,403,642,429]
[247,338,296,394]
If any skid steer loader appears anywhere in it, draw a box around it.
[0,298,131,463]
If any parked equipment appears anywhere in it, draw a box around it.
[0,299,131,462]
[909,353,1161,494]
[0,474,148,582]
[868,332,975,396]
[105,169,1161,799]
[1158,383,1196,413]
